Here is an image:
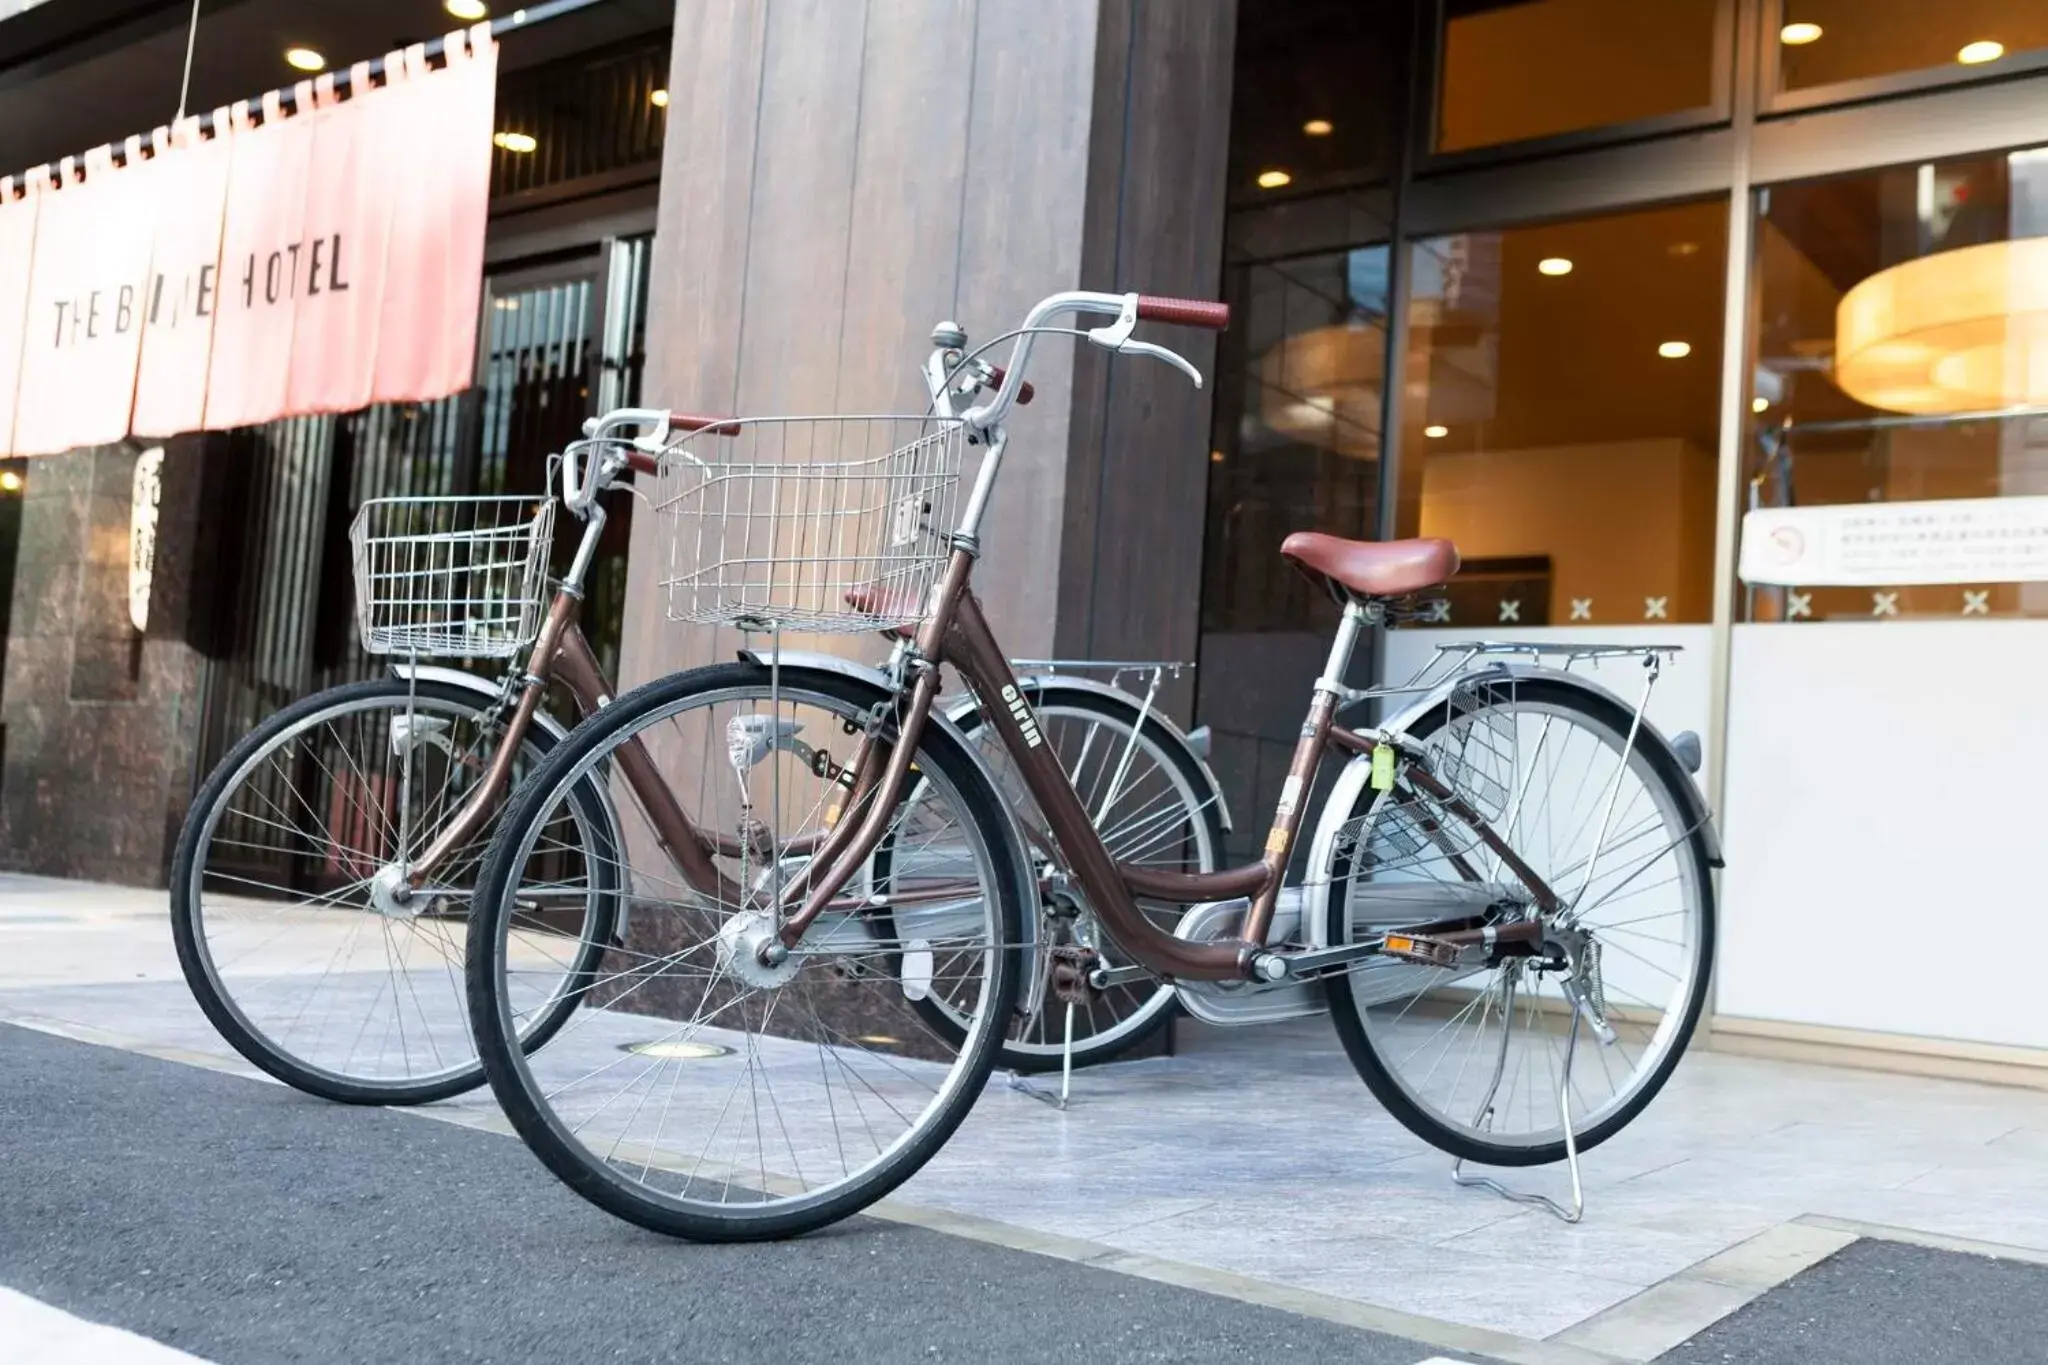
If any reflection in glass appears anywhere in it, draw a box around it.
[1749,147,2048,621]
[1435,0,1719,153]
[1230,0,1407,198]
[1398,201,1729,625]
[1776,1,2048,95]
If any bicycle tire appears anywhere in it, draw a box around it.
[1323,677,1716,1166]
[171,676,621,1105]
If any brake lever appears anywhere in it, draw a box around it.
[1116,338,1203,389]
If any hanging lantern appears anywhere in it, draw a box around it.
[1835,238,2048,414]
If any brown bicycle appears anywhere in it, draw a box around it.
[463,289,1720,1242]
[171,386,1224,1104]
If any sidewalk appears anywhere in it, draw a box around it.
[8,872,2048,1364]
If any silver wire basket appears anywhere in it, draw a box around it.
[349,495,556,658]
[654,415,966,634]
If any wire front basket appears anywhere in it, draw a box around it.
[349,495,556,658]
[654,416,966,634]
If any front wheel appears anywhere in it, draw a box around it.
[466,663,1025,1242]
[170,676,621,1105]
[1323,677,1715,1167]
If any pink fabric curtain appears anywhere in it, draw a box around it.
[0,174,41,456]
[131,111,234,439]
[0,23,498,453]
[13,146,159,455]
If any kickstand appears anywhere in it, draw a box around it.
[1451,1004,1586,1224]
[1005,1000,1077,1111]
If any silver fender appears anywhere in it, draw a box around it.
[736,648,1039,955]
[943,672,1234,831]
[1301,662,1723,950]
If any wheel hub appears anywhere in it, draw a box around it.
[716,911,802,989]
[368,864,418,919]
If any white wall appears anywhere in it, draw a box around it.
[1718,620,2048,1048]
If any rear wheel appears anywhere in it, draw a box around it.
[466,663,1024,1242]
[170,677,619,1105]
[903,684,1224,1072]
[1323,678,1714,1166]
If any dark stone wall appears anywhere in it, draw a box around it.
[0,443,209,885]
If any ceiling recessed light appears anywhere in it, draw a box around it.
[650,88,670,108]
[1778,21,1823,45]
[1752,396,1770,413]
[0,470,21,492]
[1658,340,1693,359]
[1537,256,1573,276]
[283,46,325,72]
[1958,39,2005,64]
[1302,118,1333,136]
[1210,449,1225,463]
[1256,169,1292,190]
[493,131,537,153]
[1423,424,1449,439]
[445,0,489,18]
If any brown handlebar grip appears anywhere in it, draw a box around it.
[986,364,1035,405]
[672,412,741,436]
[1135,295,1231,330]
[625,448,660,476]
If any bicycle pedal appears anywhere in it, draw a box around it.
[1379,932,1482,969]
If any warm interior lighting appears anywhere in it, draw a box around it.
[1302,118,1333,136]
[650,88,670,108]
[1423,424,1449,438]
[1836,238,2048,414]
[0,470,21,492]
[622,1040,731,1060]
[1658,340,1693,359]
[493,131,537,153]
[1256,169,1292,190]
[1669,241,1701,258]
[284,46,326,72]
[445,0,489,18]
[1537,257,1573,276]
[1958,40,2005,64]
[1752,396,1770,413]
[1778,22,1823,45]
[1209,449,1225,464]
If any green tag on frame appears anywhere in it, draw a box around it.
[1370,743,1395,792]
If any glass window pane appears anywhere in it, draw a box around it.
[1397,201,1729,625]
[1776,1,2048,95]
[1230,0,1408,200]
[1436,0,1720,154]
[1747,147,2048,622]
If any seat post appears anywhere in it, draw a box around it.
[1313,598,1372,699]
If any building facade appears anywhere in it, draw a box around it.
[4,0,2048,1079]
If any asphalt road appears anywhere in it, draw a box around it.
[1657,1236,2048,1365]
[0,1023,1471,1365]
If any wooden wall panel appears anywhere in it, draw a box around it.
[1057,0,1238,705]
[629,0,1234,691]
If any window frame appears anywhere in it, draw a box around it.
[1759,0,2048,117]
[1415,0,1739,173]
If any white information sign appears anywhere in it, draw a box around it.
[1738,496,2048,586]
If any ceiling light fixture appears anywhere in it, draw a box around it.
[1423,424,1449,438]
[1752,396,1770,413]
[1958,40,2005,64]
[1256,169,1292,190]
[1658,340,1693,359]
[1537,257,1573,276]
[1669,241,1701,258]
[1302,118,1333,136]
[445,0,489,19]
[650,88,670,108]
[283,46,326,72]
[1778,21,1823,45]
[0,471,21,492]
[493,131,537,153]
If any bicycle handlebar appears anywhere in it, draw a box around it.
[563,408,740,513]
[1135,295,1231,329]
[961,290,1230,429]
